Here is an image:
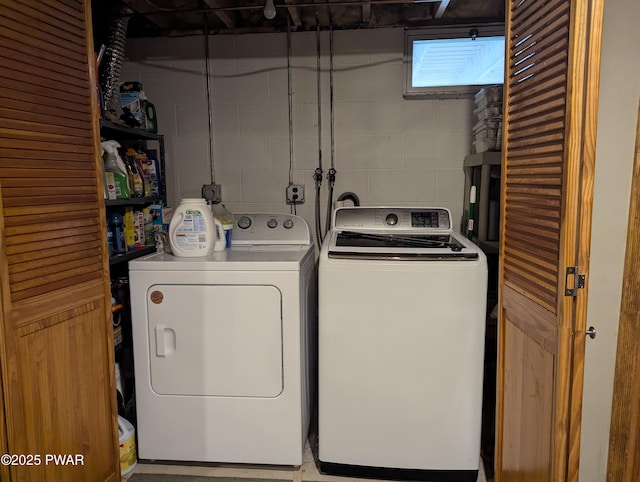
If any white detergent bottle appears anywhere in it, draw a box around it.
[169,198,223,257]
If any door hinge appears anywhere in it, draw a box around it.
[564,266,585,296]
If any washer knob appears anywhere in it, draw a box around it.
[237,216,252,229]
[267,218,278,228]
[283,218,294,229]
[385,213,399,226]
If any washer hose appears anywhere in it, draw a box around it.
[315,185,324,245]
[325,186,334,233]
[337,191,361,206]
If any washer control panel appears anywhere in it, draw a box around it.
[232,213,311,245]
[334,207,451,232]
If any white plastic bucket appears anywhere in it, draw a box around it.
[169,198,223,257]
[118,415,137,477]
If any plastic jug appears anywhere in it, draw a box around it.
[211,203,233,249]
[169,198,224,257]
[118,416,137,477]
[143,99,158,133]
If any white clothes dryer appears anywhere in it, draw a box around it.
[318,206,487,481]
[129,213,316,465]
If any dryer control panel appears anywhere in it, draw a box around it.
[232,213,311,245]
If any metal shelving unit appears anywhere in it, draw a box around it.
[463,151,502,254]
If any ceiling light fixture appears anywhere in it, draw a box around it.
[264,0,276,19]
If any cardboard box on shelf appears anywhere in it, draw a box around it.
[134,210,145,248]
[124,207,136,250]
[149,204,173,232]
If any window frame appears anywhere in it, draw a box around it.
[403,23,506,99]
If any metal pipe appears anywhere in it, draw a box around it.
[287,16,294,186]
[316,18,323,173]
[204,15,216,184]
[329,25,335,171]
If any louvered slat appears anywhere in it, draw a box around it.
[0,26,82,67]
[6,240,102,264]
[0,76,89,107]
[0,0,103,304]
[0,11,84,57]
[9,246,100,274]
[10,1,85,39]
[0,47,86,90]
[511,0,568,40]
[503,0,570,314]
[509,15,568,71]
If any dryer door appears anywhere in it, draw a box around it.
[146,284,283,398]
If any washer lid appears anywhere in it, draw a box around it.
[328,231,478,260]
[327,207,482,260]
[129,246,313,271]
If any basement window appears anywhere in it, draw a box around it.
[404,24,505,99]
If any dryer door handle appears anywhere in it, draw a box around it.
[155,325,176,357]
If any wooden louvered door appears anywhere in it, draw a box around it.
[0,1,119,481]
[495,0,603,480]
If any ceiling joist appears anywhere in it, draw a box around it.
[202,0,236,28]
[363,3,371,23]
[434,0,450,18]
[285,0,303,28]
[110,0,504,37]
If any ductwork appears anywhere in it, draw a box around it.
[99,5,134,104]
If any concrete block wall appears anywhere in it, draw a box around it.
[121,28,474,238]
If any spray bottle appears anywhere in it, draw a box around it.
[101,140,130,199]
[125,147,146,198]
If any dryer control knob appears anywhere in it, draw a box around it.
[283,219,294,229]
[237,216,252,229]
[267,218,278,228]
[385,213,399,226]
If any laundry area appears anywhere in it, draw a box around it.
[2,1,636,481]
[99,7,502,477]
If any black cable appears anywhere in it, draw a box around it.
[313,15,324,247]
[325,25,336,238]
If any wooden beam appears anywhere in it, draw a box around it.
[363,3,372,23]
[285,0,302,28]
[434,0,450,18]
[315,5,331,27]
[202,0,236,28]
[120,0,176,30]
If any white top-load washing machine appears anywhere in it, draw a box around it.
[129,213,316,466]
[318,206,487,482]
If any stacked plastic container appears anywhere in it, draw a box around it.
[472,85,503,153]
